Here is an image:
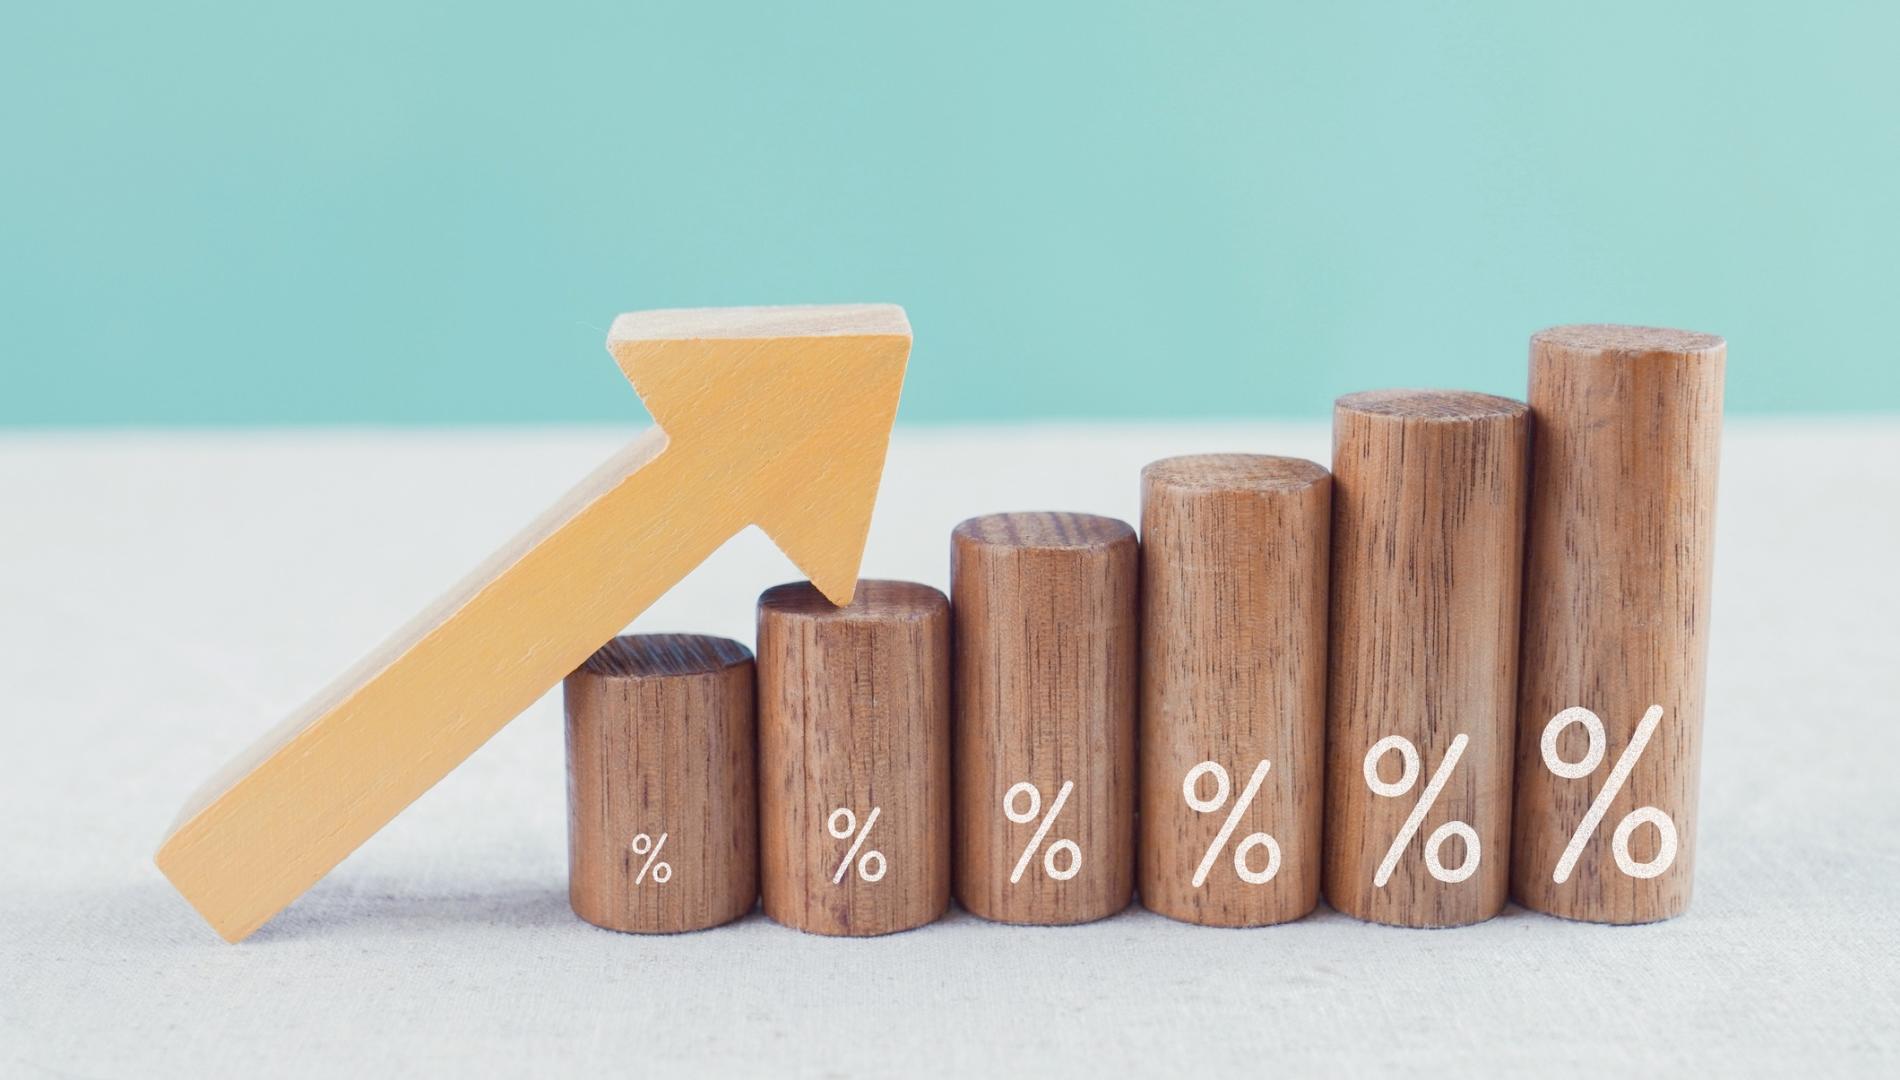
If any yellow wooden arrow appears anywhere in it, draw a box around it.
[156,304,912,941]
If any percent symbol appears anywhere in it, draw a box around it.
[1182,760,1281,887]
[1003,780,1082,883]
[1362,733,1480,887]
[827,806,887,884]
[630,831,671,885]
[1542,705,1678,883]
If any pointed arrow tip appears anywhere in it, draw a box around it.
[606,304,911,607]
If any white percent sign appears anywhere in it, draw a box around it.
[827,806,887,884]
[1542,704,1679,883]
[630,831,671,884]
[1183,759,1281,887]
[1004,780,1082,883]
[1363,733,1480,887]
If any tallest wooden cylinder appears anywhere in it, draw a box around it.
[1512,325,1725,924]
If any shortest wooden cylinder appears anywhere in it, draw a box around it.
[565,634,758,934]
[757,580,952,936]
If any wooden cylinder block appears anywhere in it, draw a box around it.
[1513,325,1725,924]
[757,580,953,936]
[1139,455,1331,927]
[1325,390,1529,928]
[564,634,758,934]
[951,512,1138,925]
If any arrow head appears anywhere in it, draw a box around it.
[606,304,911,605]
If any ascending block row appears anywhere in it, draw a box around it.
[565,324,1723,935]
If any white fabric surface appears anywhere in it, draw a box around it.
[1,421,1895,1078]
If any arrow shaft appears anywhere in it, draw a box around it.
[159,429,749,940]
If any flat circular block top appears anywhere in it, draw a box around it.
[758,579,947,621]
[1334,388,1527,423]
[575,633,753,680]
[1533,323,1725,355]
[1142,453,1328,494]
[952,511,1135,550]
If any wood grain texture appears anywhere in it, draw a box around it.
[156,304,910,941]
[565,634,758,934]
[1139,455,1331,927]
[1325,390,1529,928]
[1513,325,1725,924]
[951,512,1138,925]
[757,580,952,937]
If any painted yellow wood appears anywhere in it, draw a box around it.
[155,304,912,942]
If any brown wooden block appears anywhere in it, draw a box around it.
[757,580,953,936]
[951,512,1138,925]
[1139,455,1331,927]
[1324,390,1529,928]
[1512,325,1725,924]
[564,634,758,934]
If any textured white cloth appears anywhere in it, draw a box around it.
[1,421,1895,1077]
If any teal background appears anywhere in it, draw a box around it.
[4,2,1895,426]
